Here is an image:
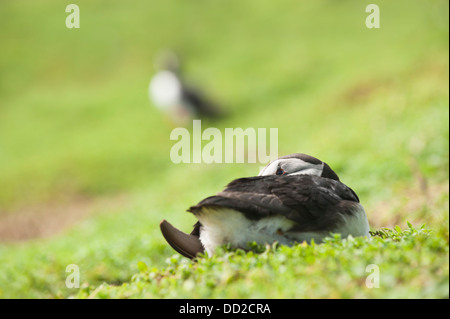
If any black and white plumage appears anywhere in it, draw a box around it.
[149,51,222,125]
[160,153,370,259]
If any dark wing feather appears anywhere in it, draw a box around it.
[188,175,360,232]
[182,86,223,118]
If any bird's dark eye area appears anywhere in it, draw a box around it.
[276,167,286,176]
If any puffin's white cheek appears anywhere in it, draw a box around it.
[288,167,323,176]
[258,162,279,176]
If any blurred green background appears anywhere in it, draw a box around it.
[0,0,448,298]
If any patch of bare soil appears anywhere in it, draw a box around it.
[0,195,130,242]
[368,181,449,229]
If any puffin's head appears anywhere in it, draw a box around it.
[154,50,180,72]
[258,153,340,181]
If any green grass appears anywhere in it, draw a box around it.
[0,0,448,298]
[77,224,449,299]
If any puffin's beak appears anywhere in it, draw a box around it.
[160,219,205,259]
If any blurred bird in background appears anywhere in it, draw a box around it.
[148,50,223,126]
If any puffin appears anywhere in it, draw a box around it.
[148,50,222,125]
[160,153,370,259]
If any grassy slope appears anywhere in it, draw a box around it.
[80,225,449,299]
[0,0,448,298]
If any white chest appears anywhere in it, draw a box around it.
[149,71,182,108]
[196,205,370,255]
